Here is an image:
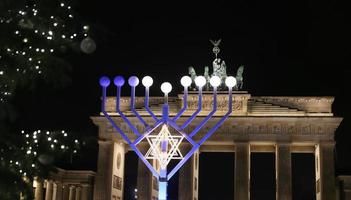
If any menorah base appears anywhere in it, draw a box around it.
[159,168,168,200]
[158,181,167,200]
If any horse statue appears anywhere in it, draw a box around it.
[188,66,197,90]
[204,66,210,90]
[234,65,244,90]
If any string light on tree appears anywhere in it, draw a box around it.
[0,0,95,103]
[0,129,81,181]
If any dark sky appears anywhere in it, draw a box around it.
[14,1,350,199]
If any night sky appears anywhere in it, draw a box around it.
[13,1,350,199]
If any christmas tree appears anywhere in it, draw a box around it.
[0,0,95,103]
[0,0,95,199]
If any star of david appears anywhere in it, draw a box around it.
[145,124,184,168]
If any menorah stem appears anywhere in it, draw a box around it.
[164,93,168,104]
[173,87,188,121]
[131,86,149,127]
[145,87,158,121]
[116,86,121,109]
[116,86,141,136]
[101,86,107,112]
[162,103,169,121]
[181,87,202,129]
[189,87,217,137]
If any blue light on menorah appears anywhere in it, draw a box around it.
[99,74,236,200]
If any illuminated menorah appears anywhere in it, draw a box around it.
[99,75,237,200]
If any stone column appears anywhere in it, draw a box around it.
[94,140,113,200]
[81,184,91,200]
[94,140,126,200]
[69,185,76,200]
[178,147,199,200]
[234,142,250,200]
[276,143,292,200]
[52,182,63,200]
[315,142,336,200]
[34,177,44,200]
[45,180,54,200]
[75,186,81,200]
[137,144,154,200]
[62,184,70,200]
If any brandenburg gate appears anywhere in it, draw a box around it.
[91,92,342,200]
[90,39,342,200]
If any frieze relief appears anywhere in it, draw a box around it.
[252,96,334,113]
[107,122,335,137]
[184,93,250,113]
[94,116,340,142]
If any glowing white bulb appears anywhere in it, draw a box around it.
[48,137,52,141]
[210,76,221,87]
[160,82,172,94]
[194,76,206,87]
[142,76,153,87]
[61,145,65,149]
[225,76,237,88]
[180,76,192,87]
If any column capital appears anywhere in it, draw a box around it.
[317,141,335,147]
[276,142,292,146]
[81,183,91,187]
[234,141,249,145]
[98,140,114,145]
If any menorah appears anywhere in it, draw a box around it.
[99,74,237,200]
